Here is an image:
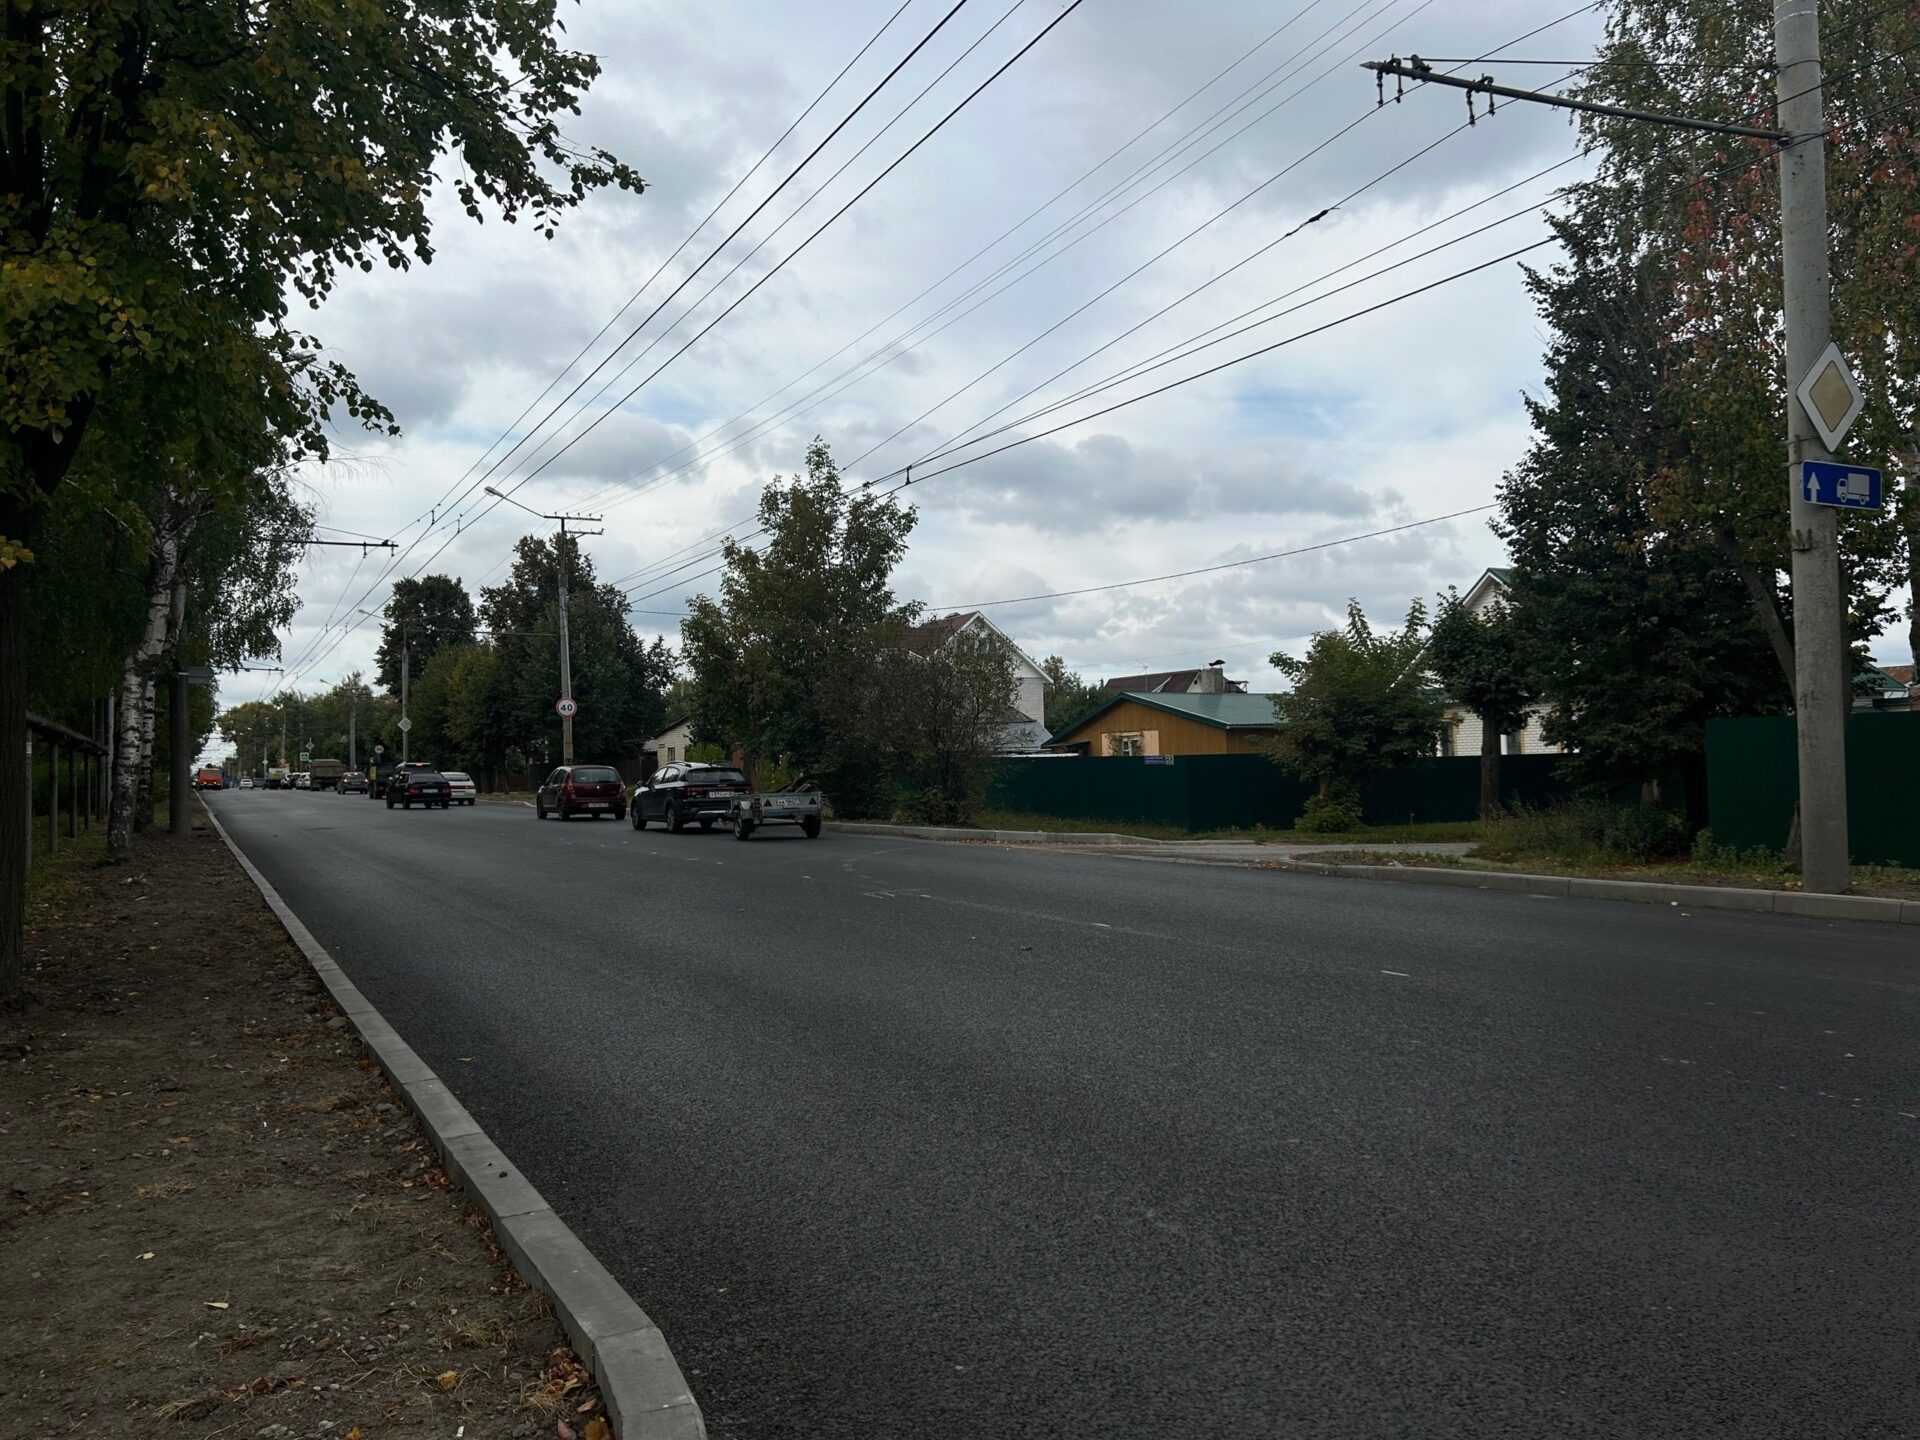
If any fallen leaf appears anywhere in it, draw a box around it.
[437,1369,460,1390]
[136,1251,155,1261]
[202,1300,229,1310]
[584,1418,611,1440]
[346,1430,362,1440]
[576,1399,598,1414]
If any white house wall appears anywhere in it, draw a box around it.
[1445,704,1561,756]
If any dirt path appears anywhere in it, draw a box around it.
[1,810,604,1439]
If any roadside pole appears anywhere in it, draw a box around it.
[558,519,574,764]
[1775,0,1849,894]
[400,635,410,763]
[349,687,358,771]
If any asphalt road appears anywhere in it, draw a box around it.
[209,789,1920,1439]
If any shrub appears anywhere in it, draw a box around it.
[1479,800,1692,863]
[1295,784,1365,834]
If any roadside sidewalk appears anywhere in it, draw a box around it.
[1,812,610,1438]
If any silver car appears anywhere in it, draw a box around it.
[442,770,478,806]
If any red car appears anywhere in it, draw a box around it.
[535,764,626,821]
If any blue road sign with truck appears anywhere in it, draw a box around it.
[1800,460,1882,510]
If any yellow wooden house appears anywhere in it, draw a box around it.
[1053,691,1281,757]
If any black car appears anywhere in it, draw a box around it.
[536,764,626,821]
[385,767,452,809]
[370,760,434,799]
[631,763,751,833]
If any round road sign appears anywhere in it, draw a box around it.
[556,696,580,719]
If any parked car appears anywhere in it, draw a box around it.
[339,771,369,794]
[292,771,311,790]
[536,764,626,821]
[443,771,478,805]
[238,776,255,790]
[385,767,452,809]
[631,762,751,833]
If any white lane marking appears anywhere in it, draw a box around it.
[1092,922,1112,929]
[1380,970,1411,977]
[520,801,534,809]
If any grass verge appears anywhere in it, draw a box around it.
[966,809,1483,846]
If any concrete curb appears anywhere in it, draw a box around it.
[1276,856,1920,926]
[834,821,1162,845]
[201,803,707,1439]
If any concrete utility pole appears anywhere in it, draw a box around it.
[483,487,600,765]
[1774,0,1849,895]
[349,686,358,771]
[557,517,576,764]
[1364,23,1857,893]
[400,634,410,763]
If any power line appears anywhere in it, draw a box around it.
[584,0,1418,544]
[620,237,1559,608]
[481,0,1039,514]
[930,506,1495,609]
[431,0,982,531]
[413,0,919,530]
[599,0,1441,594]
[600,4,1597,597]
[473,0,1090,518]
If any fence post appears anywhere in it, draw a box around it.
[48,738,58,855]
[66,746,76,839]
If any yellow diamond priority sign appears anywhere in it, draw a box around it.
[1794,341,1865,451]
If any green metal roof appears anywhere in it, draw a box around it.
[1063,690,1282,735]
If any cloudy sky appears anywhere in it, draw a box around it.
[235,0,1679,729]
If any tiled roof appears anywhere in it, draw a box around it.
[903,611,979,656]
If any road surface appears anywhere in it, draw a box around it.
[209,789,1920,1439]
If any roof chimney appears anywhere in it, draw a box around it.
[1194,661,1226,694]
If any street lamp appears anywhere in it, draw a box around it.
[483,486,602,764]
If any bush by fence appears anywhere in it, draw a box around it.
[983,753,1571,833]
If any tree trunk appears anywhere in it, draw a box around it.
[1714,527,1796,701]
[132,675,156,834]
[1479,718,1502,821]
[0,494,30,1008]
[109,526,182,857]
[166,571,190,835]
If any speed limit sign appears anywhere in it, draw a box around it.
[555,696,579,718]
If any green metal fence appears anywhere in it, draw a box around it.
[985,754,1570,833]
[1706,714,1920,865]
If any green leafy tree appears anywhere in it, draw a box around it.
[1040,655,1105,737]
[1497,218,1787,796]
[1427,591,1537,821]
[377,576,479,693]
[681,441,919,813]
[1265,599,1443,827]
[2,0,643,1002]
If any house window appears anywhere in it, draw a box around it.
[1505,730,1524,755]
[1114,733,1145,757]
[666,746,676,762]
[1439,722,1458,757]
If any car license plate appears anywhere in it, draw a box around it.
[713,790,743,798]
[768,796,801,809]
